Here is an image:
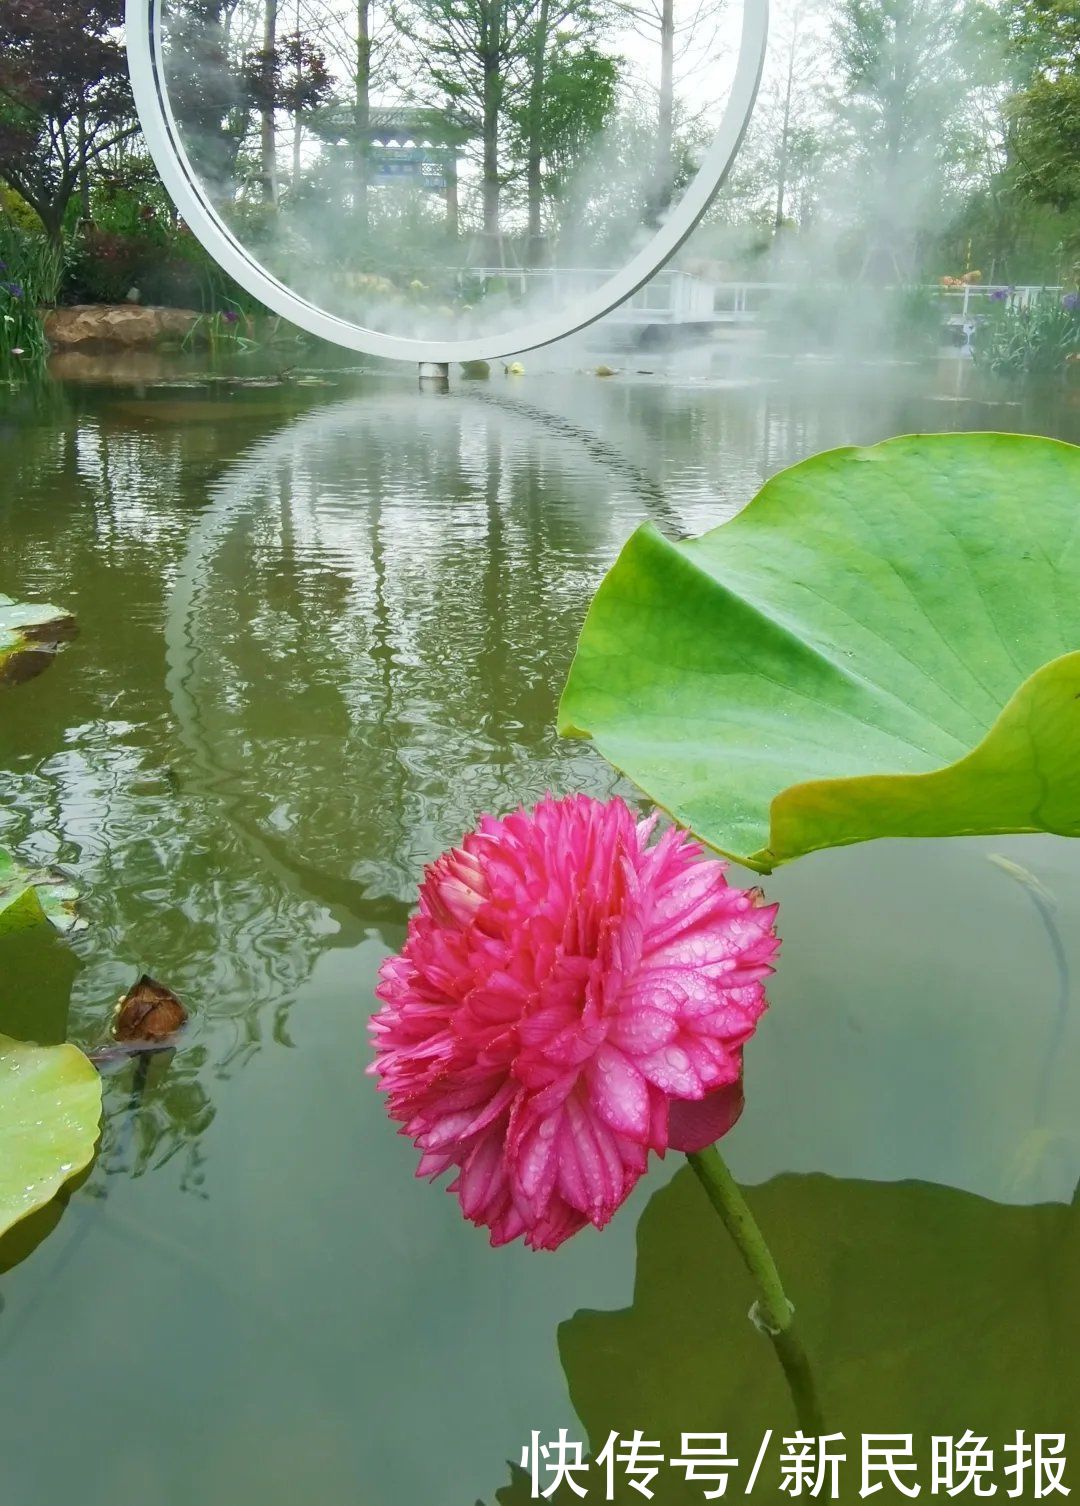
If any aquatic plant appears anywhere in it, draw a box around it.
[370,794,778,1251]
[495,1168,1080,1502]
[0,1034,101,1239]
[0,850,83,936]
[559,432,1080,872]
[0,220,63,371]
[180,300,254,355]
[0,593,100,1241]
[973,292,1080,375]
[372,794,822,1424]
[0,591,77,687]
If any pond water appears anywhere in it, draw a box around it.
[2,345,1080,1504]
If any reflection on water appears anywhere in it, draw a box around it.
[498,1166,1080,1503]
[0,355,1079,1505]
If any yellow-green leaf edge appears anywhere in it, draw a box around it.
[558,432,1080,873]
[0,1034,102,1238]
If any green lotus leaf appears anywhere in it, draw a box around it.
[0,848,84,935]
[0,593,77,688]
[0,1033,101,1238]
[0,884,49,937]
[558,432,1080,871]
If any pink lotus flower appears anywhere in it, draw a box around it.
[370,795,779,1250]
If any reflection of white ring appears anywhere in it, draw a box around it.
[127,0,767,364]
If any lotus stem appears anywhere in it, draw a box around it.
[687,1145,824,1436]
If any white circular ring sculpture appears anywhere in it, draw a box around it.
[126,0,768,364]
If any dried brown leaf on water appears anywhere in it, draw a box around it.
[113,975,188,1043]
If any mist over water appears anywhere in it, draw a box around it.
[2,361,1080,1505]
[159,0,744,345]
[2,0,1079,1499]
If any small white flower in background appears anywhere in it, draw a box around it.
[3,315,13,323]
[11,347,24,356]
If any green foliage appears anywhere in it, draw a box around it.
[0,0,1072,297]
[973,290,1080,373]
[0,885,49,937]
[0,218,62,371]
[559,433,1080,872]
[1013,75,1080,213]
[0,598,98,1242]
[0,850,84,937]
[0,1033,101,1240]
[1010,0,1080,213]
[509,43,620,199]
[62,190,268,315]
[0,0,133,240]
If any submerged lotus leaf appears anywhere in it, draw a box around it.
[0,883,49,937]
[558,433,1080,871]
[0,848,84,935]
[0,593,77,688]
[0,1033,101,1238]
[496,1168,1080,1504]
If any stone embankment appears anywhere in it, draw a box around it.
[42,304,201,349]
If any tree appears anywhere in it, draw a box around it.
[261,0,279,201]
[514,42,618,218]
[515,0,616,259]
[767,0,826,232]
[246,25,334,191]
[395,0,543,242]
[0,0,136,241]
[616,0,729,224]
[269,0,395,224]
[829,0,980,276]
[1009,1,1080,214]
[164,0,256,198]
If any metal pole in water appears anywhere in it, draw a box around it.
[418,361,450,391]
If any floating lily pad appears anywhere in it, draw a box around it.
[559,433,1080,871]
[0,848,83,935]
[0,593,77,688]
[0,1033,102,1238]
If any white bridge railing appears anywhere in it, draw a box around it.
[463,270,1066,326]
[465,267,719,324]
